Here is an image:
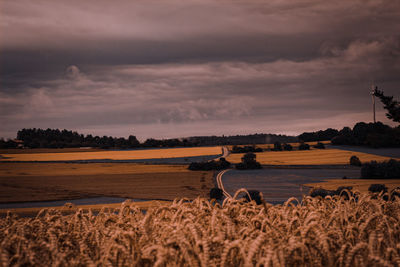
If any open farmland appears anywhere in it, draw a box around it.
[228,141,331,150]
[0,146,222,162]
[304,178,400,193]
[1,193,400,266]
[226,148,395,165]
[0,163,213,202]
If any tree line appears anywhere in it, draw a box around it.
[0,129,299,149]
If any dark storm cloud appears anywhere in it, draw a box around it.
[0,0,400,139]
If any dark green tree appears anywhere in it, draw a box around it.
[374,87,400,123]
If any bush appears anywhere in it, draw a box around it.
[283,143,293,151]
[235,152,262,170]
[243,190,263,205]
[210,188,224,200]
[368,184,388,193]
[361,159,400,179]
[298,143,310,150]
[313,142,325,149]
[349,155,362,166]
[189,158,231,171]
[309,188,334,198]
[310,186,354,199]
[272,141,282,151]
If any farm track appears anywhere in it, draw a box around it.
[216,169,232,198]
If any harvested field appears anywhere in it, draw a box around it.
[0,163,213,202]
[1,193,400,266]
[226,148,394,165]
[304,179,400,193]
[0,146,222,162]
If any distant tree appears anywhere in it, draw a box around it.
[374,88,400,123]
[128,135,140,148]
[283,143,293,151]
[298,142,310,150]
[349,155,362,166]
[273,141,282,151]
[235,152,262,170]
[313,142,325,149]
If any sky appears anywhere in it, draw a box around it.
[1,0,399,141]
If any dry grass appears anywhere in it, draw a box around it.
[227,148,394,165]
[0,163,213,202]
[1,192,400,266]
[304,179,400,193]
[0,146,222,162]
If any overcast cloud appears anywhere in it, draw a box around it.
[1,0,399,140]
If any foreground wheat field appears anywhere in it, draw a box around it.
[1,191,400,266]
[0,146,222,162]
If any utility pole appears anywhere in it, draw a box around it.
[370,84,376,123]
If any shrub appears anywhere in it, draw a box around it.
[313,142,325,149]
[309,188,334,198]
[298,143,310,150]
[349,155,362,166]
[243,190,263,205]
[361,159,400,179]
[368,184,388,193]
[310,186,354,199]
[235,152,262,170]
[188,158,231,171]
[272,141,282,151]
[209,187,224,200]
[283,143,293,151]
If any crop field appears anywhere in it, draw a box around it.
[0,146,222,162]
[304,179,400,193]
[0,163,213,202]
[226,148,394,165]
[1,192,399,266]
[227,141,331,150]
[0,148,103,154]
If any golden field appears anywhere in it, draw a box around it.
[304,179,400,193]
[0,148,102,154]
[1,193,400,266]
[0,163,213,202]
[227,148,394,165]
[228,141,331,150]
[0,146,222,162]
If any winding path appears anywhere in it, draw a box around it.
[216,169,231,198]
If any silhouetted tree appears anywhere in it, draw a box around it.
[374,88,400,123]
